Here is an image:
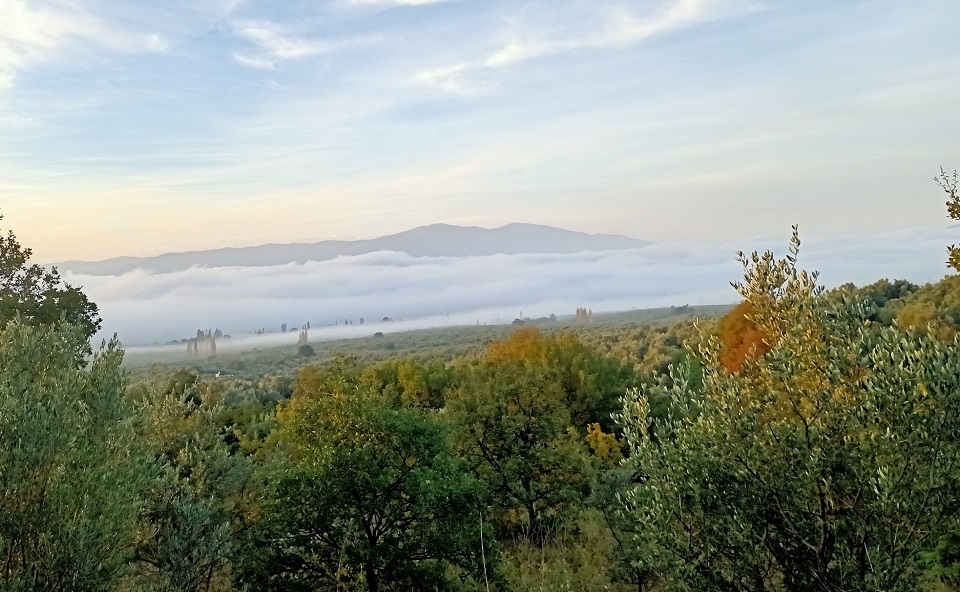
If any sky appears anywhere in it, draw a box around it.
[0,0,957,262]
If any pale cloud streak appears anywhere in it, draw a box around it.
[232,19,381,68]
[411,62,477,94]
[597,0,719,48]
[0,0,176,93]
[143,33,169,52]
[0,0,96,90]
[0,112,31,128]
[345,0,456,6]
[414,0,743,93]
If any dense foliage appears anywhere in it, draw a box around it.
[616,229,960,591]
[238,358,491,591]
[0,324,151,591]
[0,215,101,350]
[0,178,958,591]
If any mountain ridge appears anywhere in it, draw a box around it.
[55,223,652,276]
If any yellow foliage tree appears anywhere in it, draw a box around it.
[485,326,545,363]
[585,422,623,467]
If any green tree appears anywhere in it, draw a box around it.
[0,215,100,348]
[238,360,492,592]
[483,327,633,429]
[616,229,960,591]
[127,378,254,592]
[829,279,920,325]
[446,361,592,541]
[0,321,152,591]
[362,359,452,409]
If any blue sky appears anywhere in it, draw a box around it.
[1,0,958,261]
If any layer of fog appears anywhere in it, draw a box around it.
[64,226,956,351]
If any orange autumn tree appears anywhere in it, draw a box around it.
[716,300,772,373]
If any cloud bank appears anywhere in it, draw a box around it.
[65,227,957,349]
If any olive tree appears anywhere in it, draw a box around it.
[616,229,960,591]
[0,322,153,591]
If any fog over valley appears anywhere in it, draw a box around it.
[65,225,957,348]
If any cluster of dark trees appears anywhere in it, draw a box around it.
[0,173,958,592]
[185,328,223,357]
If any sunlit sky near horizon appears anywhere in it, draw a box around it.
[1,0,958,262]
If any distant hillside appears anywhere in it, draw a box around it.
[56,223,652,276]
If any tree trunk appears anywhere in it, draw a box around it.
[365,561,379,592]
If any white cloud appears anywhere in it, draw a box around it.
[0,111,32,128]
[0,0,175,92]
[413,0,741,93]
[143,33,169,52]
[482,40,547,68]
[233,20,325,59]
[232,52,275,70]
[0,0,96,89]
[205,0,246,15]
[410,62,481,94]
[345,0,456,6]
[231,19,381,67]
